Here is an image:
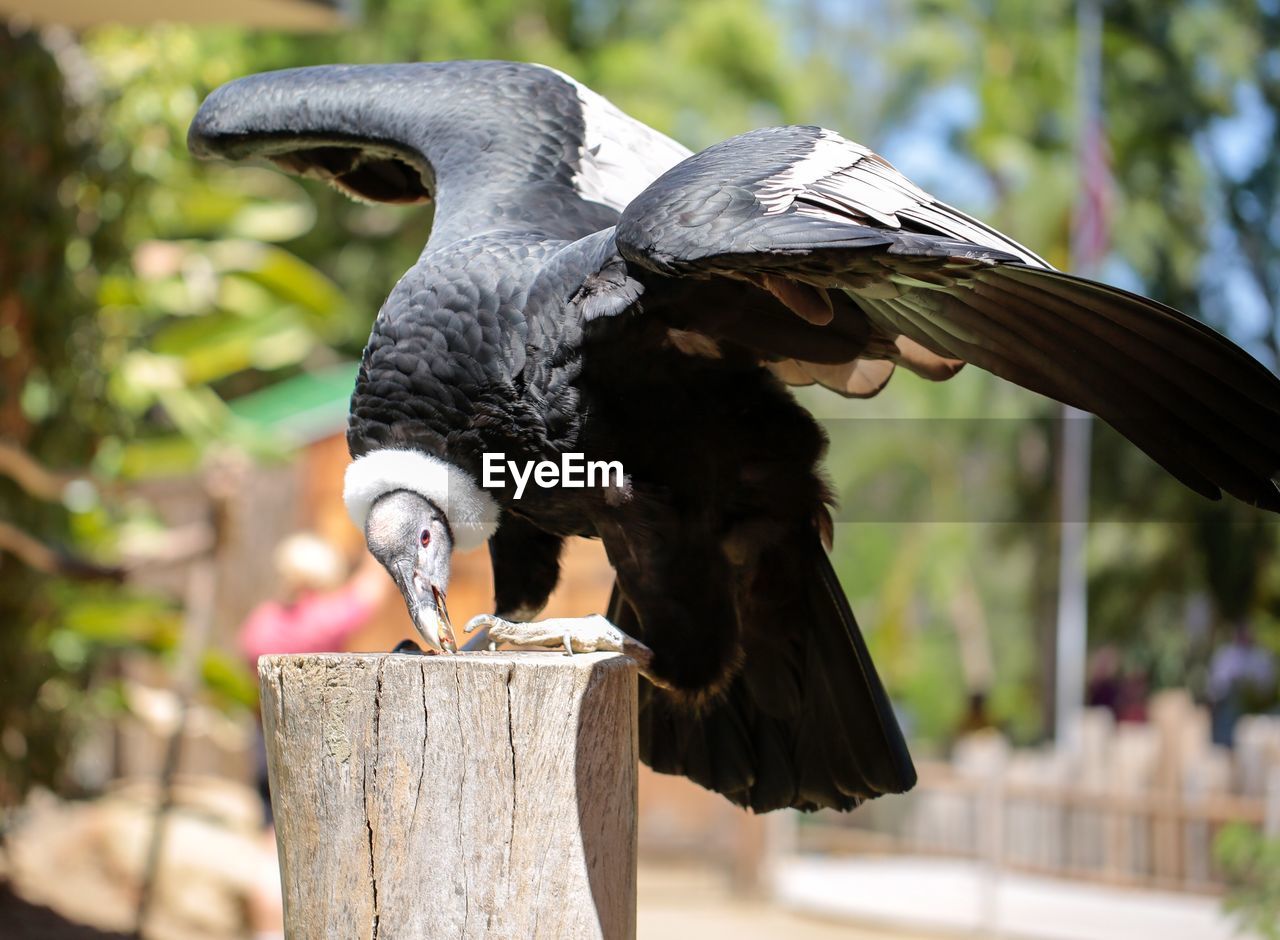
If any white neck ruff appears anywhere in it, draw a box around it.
[343,448,499,552]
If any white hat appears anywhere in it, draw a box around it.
[273,533,345,592]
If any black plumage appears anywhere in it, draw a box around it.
[190,61,1280,812]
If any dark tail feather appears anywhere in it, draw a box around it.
[618,535,915,813]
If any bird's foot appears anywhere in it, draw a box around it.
[458,616,499,652]
[463,613,656,675]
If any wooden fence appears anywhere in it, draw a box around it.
[792,692,1280,894]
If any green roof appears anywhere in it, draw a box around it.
[228,362,358,445]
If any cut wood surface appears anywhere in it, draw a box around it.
[258,651,638,940]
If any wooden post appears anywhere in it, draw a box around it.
[258,651,638,940]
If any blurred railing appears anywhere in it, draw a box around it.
[791,692,1280,894]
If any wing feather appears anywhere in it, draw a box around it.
[757,129,1049,265]
[604,124,1280,510]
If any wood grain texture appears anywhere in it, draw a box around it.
[258,652,638,939]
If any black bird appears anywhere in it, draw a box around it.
[190,61,1280,813]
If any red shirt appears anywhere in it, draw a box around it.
[238,585,377,665]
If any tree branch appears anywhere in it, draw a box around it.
[0,521,125,581]
[0,440,99,502]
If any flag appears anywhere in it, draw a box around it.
[1071,0,1111,276]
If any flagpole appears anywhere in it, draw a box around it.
[1054,0,1103,750]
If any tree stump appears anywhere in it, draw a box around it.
[258,651,638,939]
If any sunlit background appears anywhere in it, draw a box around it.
[2,1,1279,938]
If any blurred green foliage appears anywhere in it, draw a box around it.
[1216,823,1280,939]
[1,26,132,800]
[2,0,1279,799]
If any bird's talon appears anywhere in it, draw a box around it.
[460,613,505,652]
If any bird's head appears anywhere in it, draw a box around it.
[364,489,457,651]
[344,448,500,649]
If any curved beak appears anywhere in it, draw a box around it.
[392,561,457,652]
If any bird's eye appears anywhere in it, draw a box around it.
[419,528,431,547]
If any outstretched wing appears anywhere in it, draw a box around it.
[189,61,691,235]
[599,125,1280,510]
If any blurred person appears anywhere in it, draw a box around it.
[1086,646,1122,716]
[1114,668,1149,724]
[1087,646,1150,723]
[238,532,389,939]
[955,690,993,737]
[239,532,388,666]
[1207,625,1276,747]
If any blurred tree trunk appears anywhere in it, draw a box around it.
[0,27,54,446]
[1,23,67,804]
[0,23,120,803]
